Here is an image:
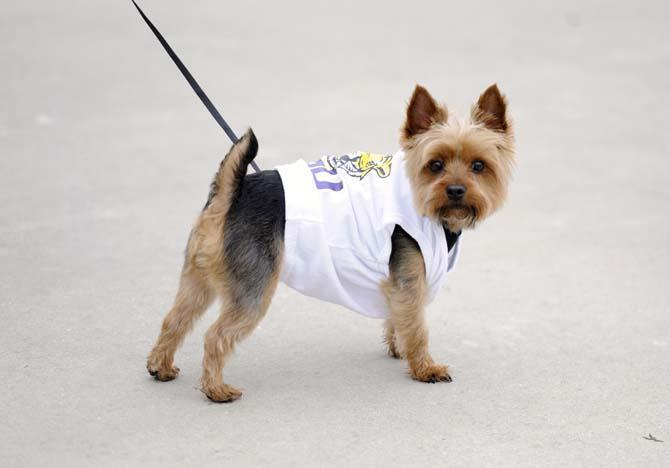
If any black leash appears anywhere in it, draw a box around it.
[131,0,261,173]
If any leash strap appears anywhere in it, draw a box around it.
[131,0,261,173]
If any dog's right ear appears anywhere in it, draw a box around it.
[402,85,448,140]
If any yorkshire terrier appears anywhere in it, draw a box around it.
[146,84,515,402]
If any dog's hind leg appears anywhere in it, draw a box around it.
[383,319,402,359]
[147,266,214,381]
[147,129,260,384]
[200,268,280,403]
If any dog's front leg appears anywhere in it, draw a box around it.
[382,226,451,383]
[384,289,451,383]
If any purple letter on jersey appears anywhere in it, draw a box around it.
[308,159,343,191]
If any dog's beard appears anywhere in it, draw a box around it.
[423,192,481,230]
[439,204,478,230]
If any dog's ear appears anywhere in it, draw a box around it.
[403,85,448,140]
[472,84,508,132]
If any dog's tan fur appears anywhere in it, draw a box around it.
[146,84,515,401]
[380,84,514,381]
[402,84,514,232]
[147,133,280,401]
[381,235,452,382]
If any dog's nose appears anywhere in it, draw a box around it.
[446,184,466,200]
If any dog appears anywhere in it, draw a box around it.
[146,84,515,402]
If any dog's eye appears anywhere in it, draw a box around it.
[471,160,485,173]
[429,160,444,173]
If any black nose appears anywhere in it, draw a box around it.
[446,184,466,200]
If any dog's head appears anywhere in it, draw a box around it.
[400,84,515,232]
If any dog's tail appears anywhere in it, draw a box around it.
[203,128,259,217]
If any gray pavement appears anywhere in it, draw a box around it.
[1,1,669,466]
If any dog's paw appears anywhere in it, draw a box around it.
[203,384,243,403]
[410,363,452,383]
[147,363,180,381]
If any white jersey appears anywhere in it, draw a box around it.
[275,151,461,319]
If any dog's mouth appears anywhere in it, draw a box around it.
[439,204,478,228]
[440,204,472,220]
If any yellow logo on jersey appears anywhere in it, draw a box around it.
[326,152,393,180]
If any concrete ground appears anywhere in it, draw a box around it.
[1,1,668,466]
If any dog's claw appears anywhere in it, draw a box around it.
[207,395,238,404]
[147,365,180,381]
[202,383,243,403]
[411,363,452,383]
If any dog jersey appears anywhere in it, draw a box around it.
[275,151,461,318]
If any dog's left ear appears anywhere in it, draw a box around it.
[472,84,508,132]
[402,85,448,140]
